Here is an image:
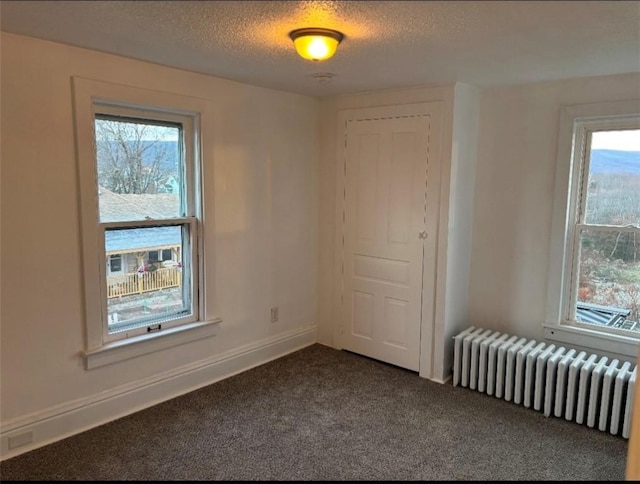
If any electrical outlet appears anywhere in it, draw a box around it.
[270,306,279,323]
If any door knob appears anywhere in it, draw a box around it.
[418,230,428,239]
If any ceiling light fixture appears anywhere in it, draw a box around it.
[289,28,344,61]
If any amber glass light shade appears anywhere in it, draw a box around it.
[289,28,344,61]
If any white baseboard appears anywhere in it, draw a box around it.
[0,325,317,461]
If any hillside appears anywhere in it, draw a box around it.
[97,140,179,173]
[590,149,640,174]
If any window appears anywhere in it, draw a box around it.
[546,100,640,359]
[148,249,173,263]
[95,109,198,340]
[73,77,219,368]
[570,127,640,334]
[109,255,122,273]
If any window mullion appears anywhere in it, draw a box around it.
[575,128,592,224]
[565,126,590,324]
[182,116,195,218]
[576,223,640,234]
[98,223,111,344]
[101,217,194,230]
[566,225,583,323]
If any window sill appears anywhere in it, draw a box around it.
[83,318,222,370]
[543,322,639,362]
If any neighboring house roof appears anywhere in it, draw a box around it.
[576,302,638,333]
[105,226,181,254]
[98,186,180,222]
[100,187,182,255]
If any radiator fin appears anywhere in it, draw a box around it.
[452,327,636,439]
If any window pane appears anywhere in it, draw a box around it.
[105,225,191,334]
[109,255,122,272]
[95,117,183,222]
[575,229,640,333]
[585,130,640,226]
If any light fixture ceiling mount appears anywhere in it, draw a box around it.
[289,27,344,62]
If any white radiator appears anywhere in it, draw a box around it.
[452,326,637,439]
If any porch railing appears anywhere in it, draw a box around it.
[107,268,182,298]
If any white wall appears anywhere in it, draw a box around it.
[0,32,319,434]
[468,72,640,341]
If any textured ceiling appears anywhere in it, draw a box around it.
[1,0,639,97]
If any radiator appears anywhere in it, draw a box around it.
[452,326,637,439]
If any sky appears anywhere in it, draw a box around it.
[591,129,640,152]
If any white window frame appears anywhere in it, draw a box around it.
[101,218,198,339]
[72,77,220,369]
[545,99,640,360]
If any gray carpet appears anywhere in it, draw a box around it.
[0,343,629,480]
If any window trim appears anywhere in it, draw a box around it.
[83,319,220,370]
[72,77,219,367]
[545,99,640,359]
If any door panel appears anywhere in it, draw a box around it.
[341,116,430,371]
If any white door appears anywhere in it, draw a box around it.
[339,113,432,372]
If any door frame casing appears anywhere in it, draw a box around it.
[333,102,444,380]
